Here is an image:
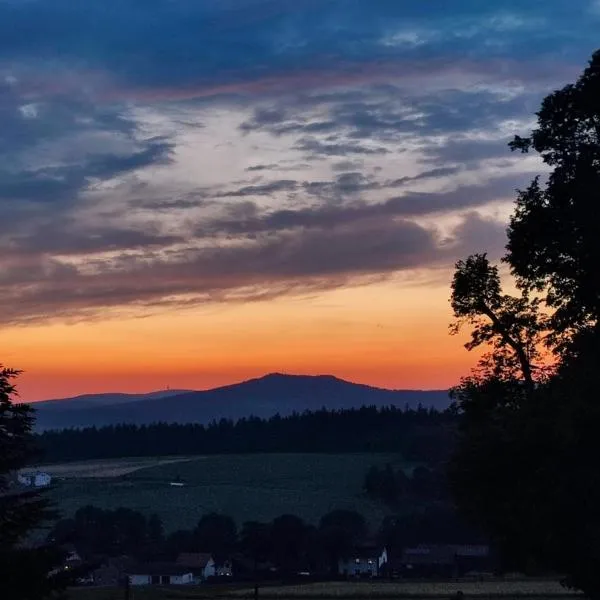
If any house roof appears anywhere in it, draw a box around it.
[176,553,213,568]
[402,545,455,565]
[451,545,490,557]
[401,544,490,564]
[128,563,193,576]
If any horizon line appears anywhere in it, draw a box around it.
[22,371,451,404]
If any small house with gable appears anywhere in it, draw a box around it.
[17,471,52,487]
[339,546,388,578]
[177,552,233,582]
[128,563,194,586]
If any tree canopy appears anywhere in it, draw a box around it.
[449,50,600,598]
[37,405,455,465]
[0,366,78,599]
[508,49,600,340]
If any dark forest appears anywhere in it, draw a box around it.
[36,406,456,464]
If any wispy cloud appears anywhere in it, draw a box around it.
[0,0,595,325]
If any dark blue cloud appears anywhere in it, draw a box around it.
[237,85,542,172]
[294,137,391,157]
[216,179,299,197]
[0,0,597,323]
[0,83,134,157]
[0,0,596,89]
[240,87,545,144]
[201,174,525,237]
[0,128,173,205]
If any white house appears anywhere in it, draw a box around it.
[176,553,233,582]
[18,471,52,487]
[128,564,194,586]
[338,546,388,578]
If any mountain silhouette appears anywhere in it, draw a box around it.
[32,373,450,431]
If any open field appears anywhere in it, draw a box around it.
[38,457,196,479]
[230,581,579,597]
[66,580,580,600]
[48,454,408,531]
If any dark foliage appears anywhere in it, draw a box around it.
[378,508,487,555]
[49,505,163,560]
[194,513,238,561]
[239,521,272,565]
[318,510,367,573]
[0,366,78,599]
[49,503,487,577]
[36,406,456,464]
[449,50,600,598]
[508,50,600,339]
[49,506,359,574]
[363,464,449,507]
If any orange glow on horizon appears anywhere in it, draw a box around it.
[3,279,479,402]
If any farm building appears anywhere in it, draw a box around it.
[399,544,457,578]
[176,553,233,582]
[395,544,492,578]
[339,546,388,578]
[18,471,52,487]
[87,563,121,587]
[128,563,193,586]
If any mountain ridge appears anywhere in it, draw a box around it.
[32,373,451,432]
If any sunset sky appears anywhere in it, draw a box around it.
[1,1,598,401]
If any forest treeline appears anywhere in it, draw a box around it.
[36,406,456,464]
[49,504,486,575]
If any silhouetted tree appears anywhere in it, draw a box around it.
[239,521,273,567]
[193,513,237,560]
[449,50,600,598]
[378,509,486,554]
[364,464,433,506]
[270,514,310,573]
[49,506,168,561]
[37,406,457,464]
[164,529,195,557]
[508,51,600,340]
[318,510,367,573]
[0,366,77,599]
[147,514,164,546]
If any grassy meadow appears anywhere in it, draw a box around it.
[47,453,408,530]
[66,580,580,600]
[236,581,579,597]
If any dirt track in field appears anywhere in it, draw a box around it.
[37,457,198,478]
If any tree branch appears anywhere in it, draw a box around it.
[479,304,535,392]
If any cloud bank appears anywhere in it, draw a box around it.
[0,0,596,324]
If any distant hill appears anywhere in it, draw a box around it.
[31,373,450,431]
[34,389,193,411]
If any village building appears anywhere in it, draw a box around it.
[176,552,233,583]
[17,471,52,487]
[338,546,388,578]
[396,544,492,578]
[128,563,194,586]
